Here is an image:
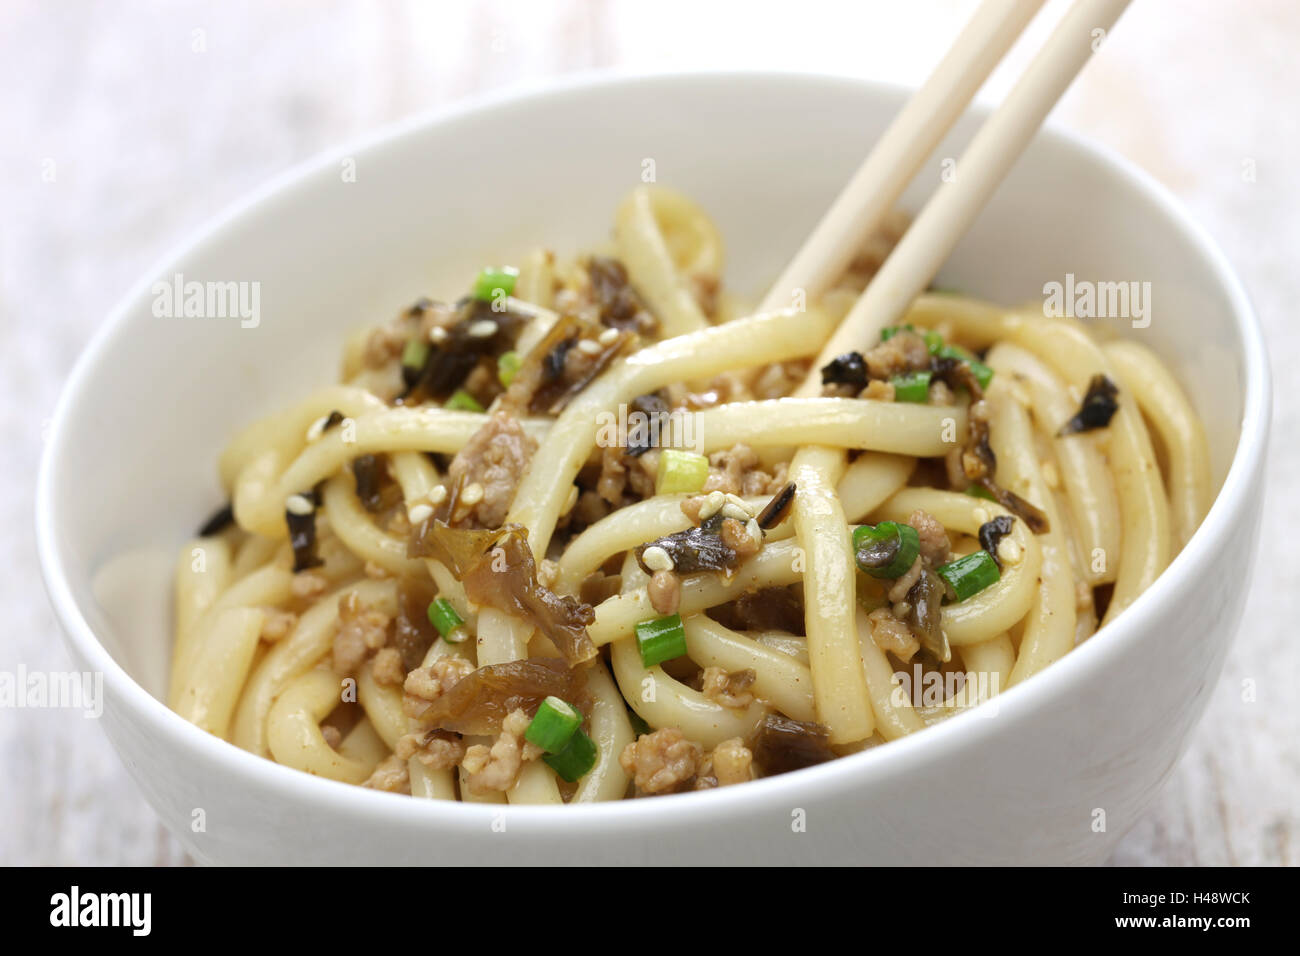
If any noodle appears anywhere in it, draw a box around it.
[169,188,1211,802]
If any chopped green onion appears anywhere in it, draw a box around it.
[924,329,945,354]
[444,389,484,413]
[427,598,467,643]
[890,370,932,402]
[969,359,994,390]
[880,323,916,341]
[401,338,429,370]
[472,266,518,303]
[964,484,996,501]
[936,344,994,390]
[635,613,687,667]
[936,550,1001,601]
[542,727,598,782]
[655,449,709,495]
[497,350,521,387]
[853,521,920,579]
[524,696,583,753]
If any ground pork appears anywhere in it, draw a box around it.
[752,360,810,400]
[402,657,475,716]
[290,570,329,599]
[461,708,543,794]
[363,560,392,579]
[702,443,788,496]
[370,647,406,686]
[927,379,955,405]
[572,489,612,526]
[332,592,392,676]
[700,667,757,709]
[259,609,297,642]
[868,607,920,661]
[862,329,931,380]
[648,569,681,615]
[395,728,467,770]
[863,379,895,401]
[446,412,537,528]
[695,737,754,789]
[620,727,703,794]
[719,517,761,557]
[596,444,628,504]
[909,508,951,566]
[595,445,658,505]
[362,754,411,794]
[362,316,411,369]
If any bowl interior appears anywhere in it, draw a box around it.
[43,72,1249,710]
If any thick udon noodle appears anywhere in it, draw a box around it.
[169,186,1211,803]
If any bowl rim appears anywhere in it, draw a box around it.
[35,68,1271,831]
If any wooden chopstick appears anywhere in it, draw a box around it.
[759,0,1045,315]
[790,0,1132,396]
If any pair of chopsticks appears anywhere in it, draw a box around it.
[771,0,1131,398]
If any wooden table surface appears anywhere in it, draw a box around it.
[2,0,1295,866]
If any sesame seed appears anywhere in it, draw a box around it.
[577,338,603,355]
[429,326,449,344]
[998,538,1023,566]
[720,502,750,522]
[407,503,433,524]
[699,491,726,521]
[467,319,498,339]
[598,328,619,345]
[724,493,753,514]
[285,494,314,516]
[745,518,762,544]
[461,482,485,506]
[429,485,448,505]
[642,545,674,572]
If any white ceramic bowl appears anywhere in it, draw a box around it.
[36,71,1269,865]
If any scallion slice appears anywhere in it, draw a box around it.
[472,266,518,303]
[524,696,583,753]
[967,357,994,390]
[890,370,932,402]
[964,483,996,501]
[401,338,429,370]
[936,550,1000,601]
[427,597,468,643]
[444,389,484,413]
[542,727,597,782]
[635,613,687,667]
[497,350,521,387]
[655,449,709,495]
[923,329,945,354]
[880,323,916,341]
[853,521,920,579]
